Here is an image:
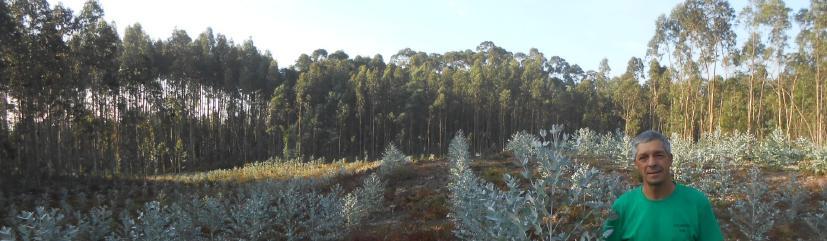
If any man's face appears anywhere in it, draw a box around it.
[634,140,672,186]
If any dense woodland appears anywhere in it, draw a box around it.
[0,0,826,181]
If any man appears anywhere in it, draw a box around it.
[602,130,723,241]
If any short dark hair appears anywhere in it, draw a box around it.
[630,130,671,160]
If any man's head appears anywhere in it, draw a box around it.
[630,130,672,186]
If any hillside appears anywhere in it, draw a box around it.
[2,130,827,240]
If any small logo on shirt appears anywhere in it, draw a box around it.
[674,223,690,233]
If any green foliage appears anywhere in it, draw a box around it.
[571,128,629,167]
[11,207,79,241]
[449,128,626,240]
[800,141,827,175]
[670,130,758,196]
[756,129,805,168]
[779,175,806,224]
[3,0,827,182]
[572,128,600,157]
[569,128,827,241]
[0,226,14,241]
[131,201,177,240]
[728,168,779,241]
[448,129,821,240]
[76,206,113,241]
[344,173,386,226]
[225,192,270,240]
[3,0,827,239]
[0,162,386,241]
[189,196,225,238]
[698,130,755,165]
[803,201,827,241]
[379,143,408,177]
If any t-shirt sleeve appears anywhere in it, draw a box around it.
[698,197,724,241]
[602,201,623,241]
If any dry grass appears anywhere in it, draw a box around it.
[147,159,379,184]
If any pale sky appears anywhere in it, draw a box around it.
[49,0,810,76]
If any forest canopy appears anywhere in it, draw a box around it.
[0,0,825,181]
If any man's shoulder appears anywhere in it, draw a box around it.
[613,186,642,207]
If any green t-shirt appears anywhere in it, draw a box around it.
[602,183,723,241]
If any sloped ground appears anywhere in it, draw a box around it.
[345,159,454,241]
[345,156,827,241]
[2,156,824,240]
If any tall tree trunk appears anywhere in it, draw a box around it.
[776,78,784,133]
[748,62,755,133]
[817,33,824,145]
[819,64,824,144]
[707,63,715,134]
[757,75,767,136]
[786,65,795,137]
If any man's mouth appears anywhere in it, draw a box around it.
[647,169,662,175]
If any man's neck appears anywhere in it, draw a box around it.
[642,180,676,200]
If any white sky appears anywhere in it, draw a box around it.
[49,0,810,76]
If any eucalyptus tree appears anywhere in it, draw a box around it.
[69,0,120,176]
[648,0,735,138]
[476,41,513,151]
[431,66,452,153]
[238,39,266,92]
[757,0,792,136]
[521,49,546,132]
[9,0,827,184]
[585,58,615,132]
[739,1,770,134]
[795,0,827,145]
[701,0,737,133]
[324,52,355,157]
[469,58,486,152]
[352,65,368,157]
[645,59,672,132]
[194,28,218,87]
[6,0,77,180]
[401,64,428,152]
[0,0,16,173]
[366,59,385,157]
[614,57,648,135]
[119,24,155,100]
[574,71,598,129]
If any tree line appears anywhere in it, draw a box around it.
[0,0,825,182]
